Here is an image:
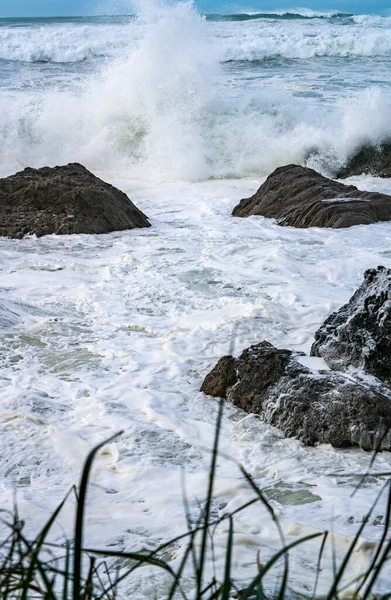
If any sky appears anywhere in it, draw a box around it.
[0,0,390,17]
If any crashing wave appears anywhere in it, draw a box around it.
[0,3,391,180]
[0,23,132,63]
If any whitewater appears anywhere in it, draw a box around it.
[1,2,391,596]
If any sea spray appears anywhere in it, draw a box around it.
[1,2,391,179]
[0,1,221,179]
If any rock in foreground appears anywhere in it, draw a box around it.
[311,267,391,386]
[0,163,151,238]
[232,164,391,228]
[201,341,391,451]
[337,142,391,179]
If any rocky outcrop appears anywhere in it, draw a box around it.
[201,341,391,451]
[201,267,391,451]
[232,164,391,228]
[0,163,151,238]
[311,267,391,386]
[337,142,391,179]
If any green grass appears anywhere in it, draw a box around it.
[1,398,391,599]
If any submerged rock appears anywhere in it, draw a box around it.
[232,164,391,228]
[337,142,391,179]
[0,163,151,238]
[201,341,391,451]
[311,266,391,386]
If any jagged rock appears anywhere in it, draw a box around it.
[311,267,391,386]
[232,164,391,228]
[201,341,391,451]
[0,163,151,238]
[202,266,391,451]
[337,142,391,179]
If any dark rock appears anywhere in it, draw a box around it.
[201,341,391,451]
[232,164,391,228]
[202,266,391,451]
[200,355,237,398]
[337,142,391,179]
[311,266,391,386]
[0,163,151,238]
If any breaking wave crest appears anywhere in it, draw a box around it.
[221,30,391,61]
[0,22,132,63]
[1,8,391,64]
[206,11,354,21]
[1,1,391,180]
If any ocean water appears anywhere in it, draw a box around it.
[1,3,391,596]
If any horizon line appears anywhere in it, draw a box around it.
[0,10,364,19]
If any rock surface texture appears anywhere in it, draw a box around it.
[201,342,391,450]
[232,164,391,228]
[311,267,391,386]
[0,163,151,238]
[201,267,391,451]
[337,142,391,179]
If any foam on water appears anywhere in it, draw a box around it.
[1,176,391,596]
[2,2,391,595]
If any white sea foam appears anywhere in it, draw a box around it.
[1,177,391,597]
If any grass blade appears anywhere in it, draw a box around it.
[196,397,225,597]
[222,516,234,600]
[326,481,387,600]
[240,532,323,600]
[73,431,123,600]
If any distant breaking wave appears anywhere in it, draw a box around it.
[0,23,132,63]
[205,11,354,22]
[221,28,391,61]
[1,11,391,64]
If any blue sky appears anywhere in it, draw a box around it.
[0,0,389,17]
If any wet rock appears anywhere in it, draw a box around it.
[201,341,391,451]
[337,142,391,179]
[311,266,391,386]
[200,355,237,398]
[232,164,391,228]
[0,163,151,238]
